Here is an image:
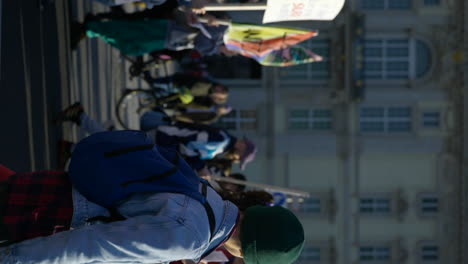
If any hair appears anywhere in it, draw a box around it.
[205,158,233,176]
[218,173,247,192]
[228,173,246,181]
[220,190,274,211]
[211,83,229,94]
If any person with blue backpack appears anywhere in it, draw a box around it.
[0,130,304,264]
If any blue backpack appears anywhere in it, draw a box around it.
[68,130,216,237]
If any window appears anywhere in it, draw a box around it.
[298,197,322,213]
[280,39,330,80]
[289,108,333,131]
[420,243,439,262]
[360,196,391,214]
[297,246,321,263]
[416,40,432,78]
[364,39,409,79]
[361,0,411,9]
[423,0,440,5]
[419,194,439,215]
[216,109,257,131]
[421,111,440,128]
[364,38,431,80]
[360,106,412,133]
[285,195,323,214]
[359,246,391,261]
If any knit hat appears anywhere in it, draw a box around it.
[241,206,305,264]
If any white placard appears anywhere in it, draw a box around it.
[262,0,345,23]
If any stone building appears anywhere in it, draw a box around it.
[206,0,466,263]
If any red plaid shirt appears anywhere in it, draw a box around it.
[0,167,73,243]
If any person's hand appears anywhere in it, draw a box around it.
[191,0,208,14]
[191,7,206,15]
[202,13,219,26]
[198,167,212,179]
[185,9,199,25]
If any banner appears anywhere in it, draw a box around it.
[262,0,345,23]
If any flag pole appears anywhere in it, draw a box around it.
[204,3,267,11]
[210,175,310,198]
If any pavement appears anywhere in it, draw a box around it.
[0,0,126,171]
[462,0,467,260]
[0,0,177,172]
[63,0,126,145]
[0,0,64,171]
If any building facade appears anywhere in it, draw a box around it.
[208,0,465,263]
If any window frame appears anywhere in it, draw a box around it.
[363,37,417,80]
[361,33,434,85]
[420,110,442,130]
[358,243,393,263]
[417,193,440,217]
[297,196,322,214]
[216,108,258,132]
[297,245,322,263]
[287,107,334,132]
[359,105,413,134]
[284,193,329,217]
[359,193,395,216]
[418,241,440,263]
[360,0,413,10]
[296,241,333,264]
[422,0,441,6]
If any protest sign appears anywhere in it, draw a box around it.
[262,0,345,23]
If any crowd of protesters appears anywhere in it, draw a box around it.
[0,0,305,264]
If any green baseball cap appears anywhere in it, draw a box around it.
[241,206,305,264]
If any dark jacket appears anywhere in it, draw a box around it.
[167,10,229,56]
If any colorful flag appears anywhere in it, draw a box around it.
[259,45,323,67]
[225,23,318,57]
[224,23,322,67]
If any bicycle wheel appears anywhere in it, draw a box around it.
[116,89,158,130]
[125,54,169,80]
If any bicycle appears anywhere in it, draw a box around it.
[116,86,188,130]
[116,50,210,130]
[117,51,177,129]
[124,53,173,80]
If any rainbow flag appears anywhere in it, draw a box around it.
[224,23,321,67]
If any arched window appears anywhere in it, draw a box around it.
[415,40,432,78]
[364,38,432,80]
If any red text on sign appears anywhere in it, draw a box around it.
[291,2,305,17]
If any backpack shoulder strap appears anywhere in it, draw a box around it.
[201,180,216,242]
[103,143,180,187]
